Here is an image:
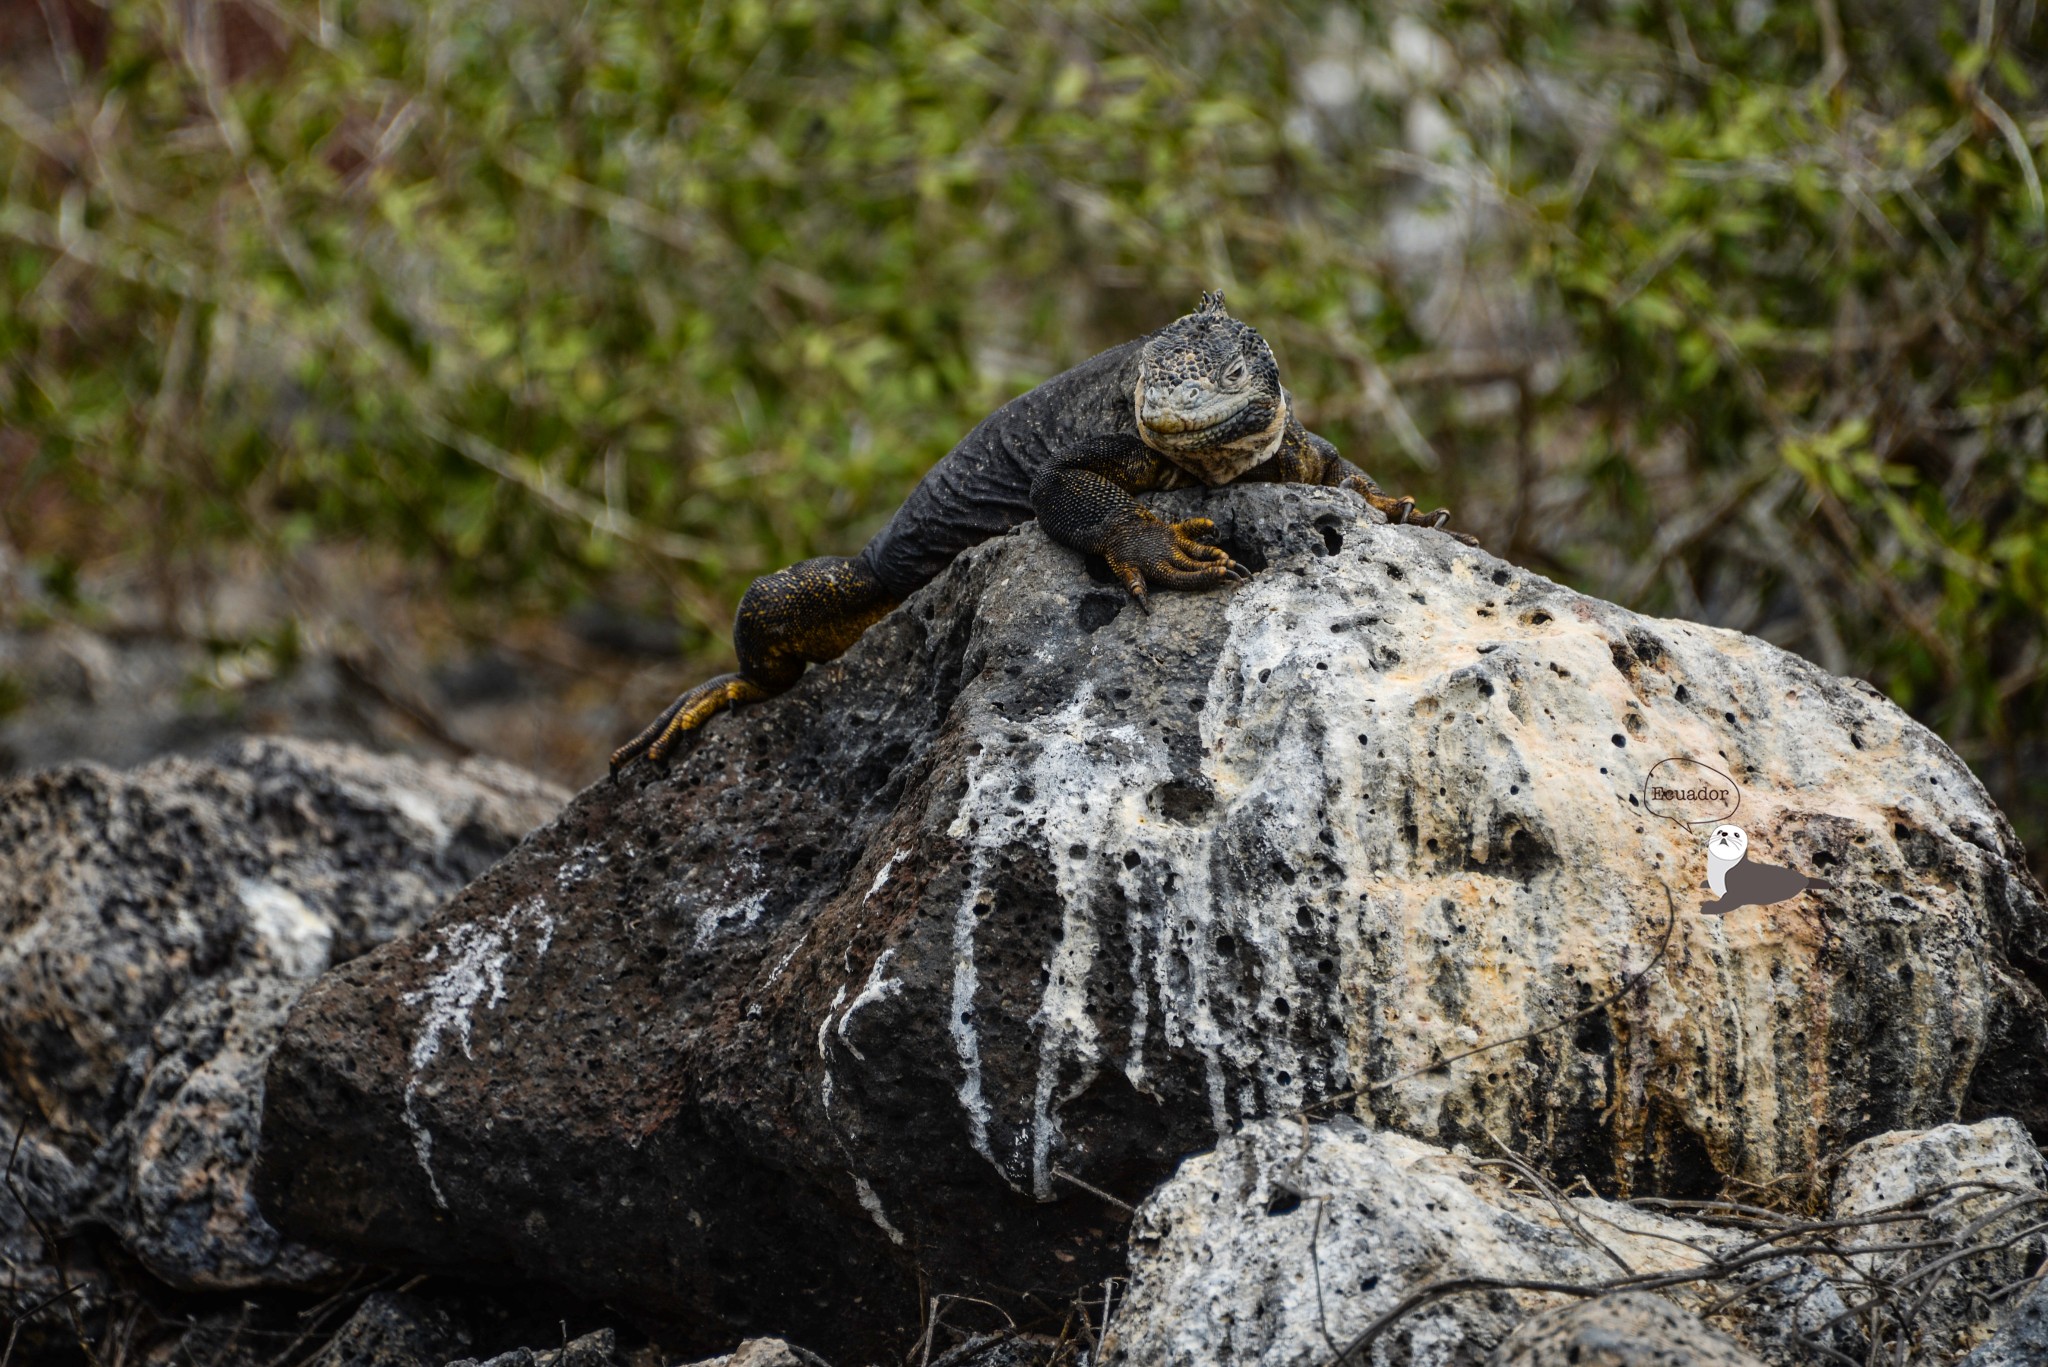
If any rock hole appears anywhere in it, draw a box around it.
[1491,569,1510,585]
[1526,609,1552,626]
[1077,593,1124,634]
[1151,778,1216,823]
[1316,519,1345,556]
[1265,1186,1304,1217]
[1122,850,1141,869]
[1215,535,1269,574]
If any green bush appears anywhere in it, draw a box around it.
[2,1,2043,860]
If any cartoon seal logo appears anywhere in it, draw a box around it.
[1700,822,1814,916]
[1644,760,1822,916]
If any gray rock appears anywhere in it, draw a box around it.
[1099,1117,1850,1367]
[445,1327,621,1367]
[1959,1278,2048,1366]
[257,486,2048,1356]
[1488,1293,1766,1366]
[1826,1118,2048,1363]
[306,1292,472,1367]
[675,1341,830,1367]
[0,1075,103,1357]
[0,737,564,1295]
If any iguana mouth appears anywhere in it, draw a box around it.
[1137,384,1288,485]
[1138,388,1256,435]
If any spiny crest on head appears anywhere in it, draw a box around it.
[1197,290,1229,317]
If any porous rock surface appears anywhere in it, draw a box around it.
[1824,1116,2048,1362]
[0,737,564,1300]
[1959,1279,2048,1366]
[1487,1293,1767,1367]
[677,1341,831,1367]
[1097,1117,1851,1367]
[303,1291,474,1367]
[257,485,2048,1356]
[446,1327,624,1367]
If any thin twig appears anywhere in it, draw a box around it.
[1051,1167,1135,1216]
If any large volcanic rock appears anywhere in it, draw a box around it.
[0,738,564,1309]
[256,485,2048,1357]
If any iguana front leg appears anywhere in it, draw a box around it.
[1030,435,1250,612]
[610,555,900,772]
[1251,418,1480,546]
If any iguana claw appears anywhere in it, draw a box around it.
[1102,511,1246,610]
[1341,476,1480,546]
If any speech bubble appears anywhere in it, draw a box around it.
[1642,758,1742,829]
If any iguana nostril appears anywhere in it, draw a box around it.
[1181,383,1202,404]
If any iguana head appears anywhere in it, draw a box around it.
[1134,291,1288,485]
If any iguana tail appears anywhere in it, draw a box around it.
[610,556,901,772]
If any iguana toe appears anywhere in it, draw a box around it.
[1341,476,1480,547]
[1102,511,1247,608]
[612,674,771,772]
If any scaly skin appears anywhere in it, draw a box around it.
[611,294,1474,772]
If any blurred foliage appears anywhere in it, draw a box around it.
[1,0,2045,857]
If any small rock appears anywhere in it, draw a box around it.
[1489,1293,1767,1366]
[676,1341,830,1367]
[446,1327,622,1367]
[1827,1117,2048,1362]
[1959,1278,2048,1366]
[1100,1116,1854,1366]
[305,1292,471,1367]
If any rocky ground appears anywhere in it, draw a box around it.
[5,485,2046,1367]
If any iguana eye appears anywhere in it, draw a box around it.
[1224,358,1248,387]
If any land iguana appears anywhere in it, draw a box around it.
[611,292,1477,772]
